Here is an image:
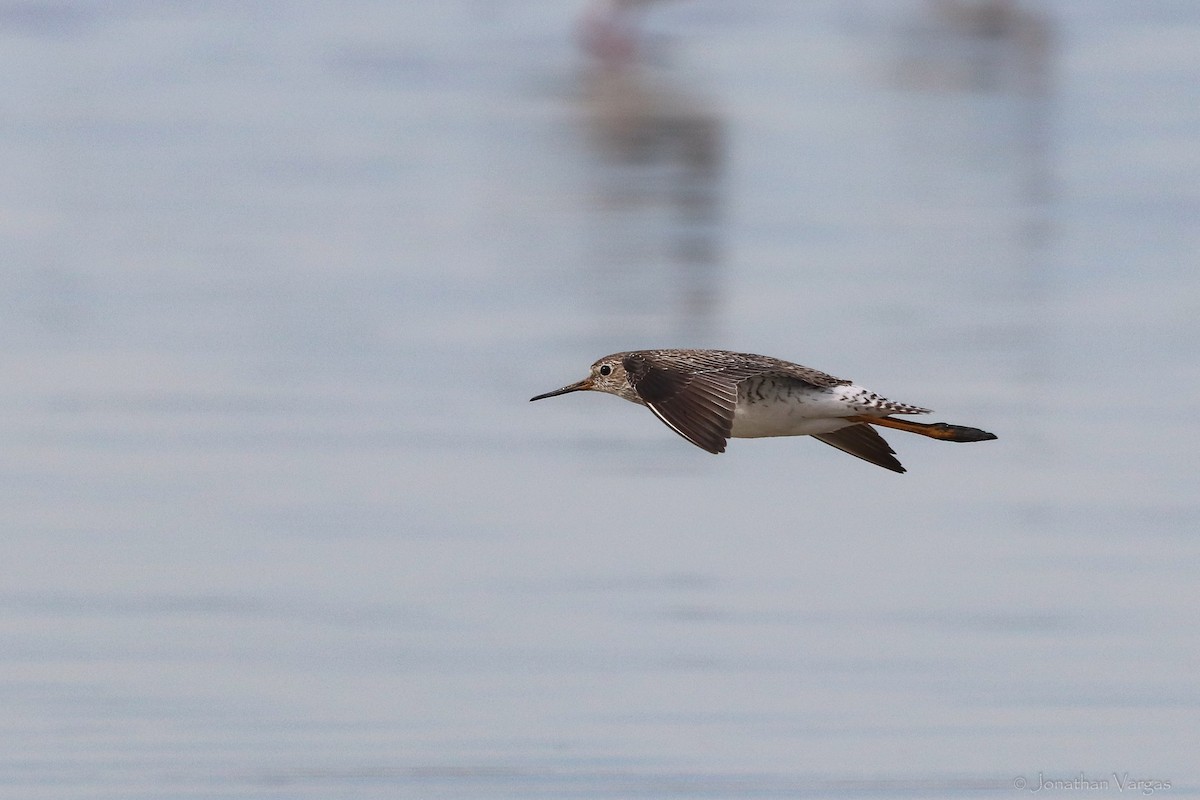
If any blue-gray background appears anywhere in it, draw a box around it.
[2,2,1197,798]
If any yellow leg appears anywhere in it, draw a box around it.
[849,415,997,442]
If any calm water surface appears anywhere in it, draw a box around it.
[2,2,1198,798]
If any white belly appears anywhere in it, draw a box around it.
[729,387,861,439]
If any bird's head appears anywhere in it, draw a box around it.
[529,354,640,403]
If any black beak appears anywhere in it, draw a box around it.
[529,378,593,401]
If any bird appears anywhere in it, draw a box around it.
[529,349,996,473]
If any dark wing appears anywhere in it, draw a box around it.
[811,424,906,474]
[623,353,739,454]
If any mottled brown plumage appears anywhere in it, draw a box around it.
[531,349,996,473]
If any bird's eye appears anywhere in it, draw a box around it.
[598,364,613,377]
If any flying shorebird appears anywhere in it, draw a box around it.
[529,349,996,473]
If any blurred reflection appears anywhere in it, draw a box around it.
[892,0,1054,206]
[574,0,725,345]
[895,1,1053,97]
